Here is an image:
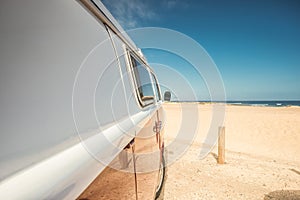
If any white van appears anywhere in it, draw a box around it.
[0,0,167,199]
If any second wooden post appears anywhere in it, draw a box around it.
[218,126,225,164]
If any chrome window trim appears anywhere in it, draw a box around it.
[126,50,155,108]
[150,72,162,102]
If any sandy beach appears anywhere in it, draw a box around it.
[162,103,300,200]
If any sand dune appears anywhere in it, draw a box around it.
[162,103,300,199]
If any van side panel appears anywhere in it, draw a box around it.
[0,0,136,198]
[0,0,111,180]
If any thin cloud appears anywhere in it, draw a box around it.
[101,0,189,29]
[163,0,177,9]
[162,0,189,10]
[102,0,157,29]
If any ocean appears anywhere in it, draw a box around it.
[207,100,300,107]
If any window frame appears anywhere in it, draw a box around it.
[126,49,156,108]
[150,72,162,102]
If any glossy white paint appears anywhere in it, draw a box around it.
[0,108,157,199]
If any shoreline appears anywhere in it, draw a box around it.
[167,101,300,108]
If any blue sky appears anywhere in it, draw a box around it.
[102,0,300,101]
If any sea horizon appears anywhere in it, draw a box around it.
[170,100,300,107]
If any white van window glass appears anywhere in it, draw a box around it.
[130,55,154,106]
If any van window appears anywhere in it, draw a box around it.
[130,55,154,106]
[151,73,161,101]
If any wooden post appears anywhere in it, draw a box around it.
[218,126,225,164]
